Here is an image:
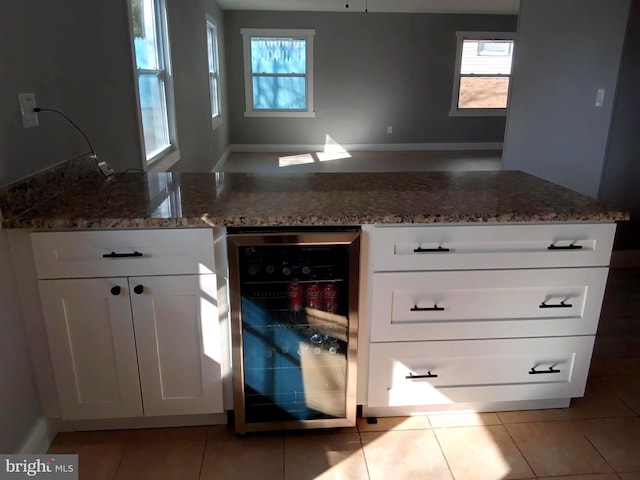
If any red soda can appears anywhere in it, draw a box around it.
[288,282,303,312]
[305,283,322,309]
[322,283,339,313]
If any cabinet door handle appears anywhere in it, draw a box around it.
[103,251,143,258]
[539,301,572,309]
[110,286,121,296]
[529,366,561,375]
[548,244,582,250]
[411,304,445,312]
[133,285,144,295]
[406,371,438,379]
[414,246,450,253]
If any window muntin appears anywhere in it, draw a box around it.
[451,32,515,116]
[241,29,315,117]
[207,17,221,129]
[131,0,178,165]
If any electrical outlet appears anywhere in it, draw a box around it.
[18,93,39,128]
[387,125,393,134]
[98,161,114,178]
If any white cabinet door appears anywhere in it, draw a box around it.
[38,278,143,420]
[130,274,223,416]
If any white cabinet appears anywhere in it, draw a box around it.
[362,222,616,414]
[38,278,143,420]
[32,229,223,421]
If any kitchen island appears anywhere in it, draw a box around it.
[0,159,630,428]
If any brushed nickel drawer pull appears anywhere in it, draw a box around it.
[411,304,445,312]
[406,371,438,379]
[414,246,450,253]
[529,366,561,375]
[548,243,582,250]
[539,301,572,309]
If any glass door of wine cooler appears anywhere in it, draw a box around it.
[227,230,360,433]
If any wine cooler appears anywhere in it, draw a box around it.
[227,227,360,433]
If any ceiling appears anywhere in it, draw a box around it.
[216,0,520,15]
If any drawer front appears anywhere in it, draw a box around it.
[371,223,616,271]
[370,267,608,341]
[31,229,215,279]
[367,336,594,408]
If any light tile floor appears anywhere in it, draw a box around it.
[47,268,640,479]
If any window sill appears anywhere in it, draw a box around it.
[211,115,222,132]
[146,146,180,172]
[449,109,508,117]
[244,111,316,118]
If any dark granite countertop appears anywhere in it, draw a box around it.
[0,160,628,229]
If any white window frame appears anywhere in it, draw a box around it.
[241,28,316,118]
[206,15,222,131]
[128,0,180,170]
[450,31,516,118]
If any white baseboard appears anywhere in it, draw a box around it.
[61,413,227,432]
[230,142,503,153]
[212,146,231,172]
[17,417,60,454]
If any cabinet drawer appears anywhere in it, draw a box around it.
[368,336,594,408]
[31,228,215,279]
[371,223,616,271]
[370,267,608,341]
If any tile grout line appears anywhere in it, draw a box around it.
[356,431,372,480]
[575,422,618,475]
[501,420,538,478]
[430,426,458,480]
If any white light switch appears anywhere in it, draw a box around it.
[595,88,605,108]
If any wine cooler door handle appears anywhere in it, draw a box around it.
[406,371,438,379]
[411,304,445,312]
[414,246,450,253]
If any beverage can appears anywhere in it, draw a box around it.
[288,282,303,312]
[322,283,339,313]
[305,283,322,309]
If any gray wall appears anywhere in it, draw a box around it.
[502,0,631,198]
[168,0,230,172]
[599,0,640,249]
[0,230,41,453]
[0,0,229,187]
[224,11,517,146]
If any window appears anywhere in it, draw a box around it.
[450,31,515,117]
[241,28,315,117]
[206,16,222,131]
[130,0,179,167]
